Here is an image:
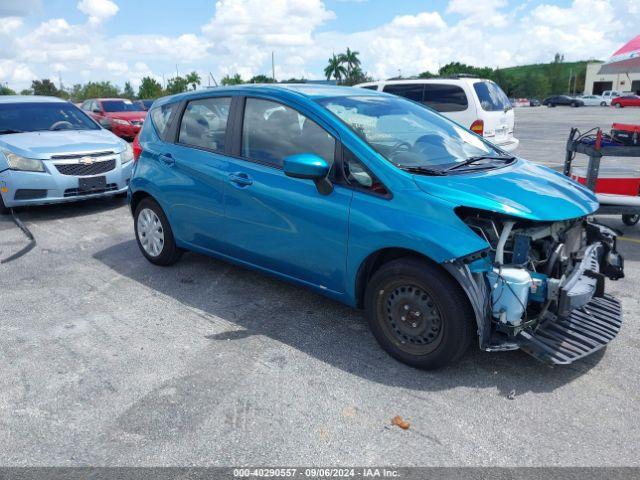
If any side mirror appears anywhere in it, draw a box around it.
[283,153,333,195]
[93,108,102,114]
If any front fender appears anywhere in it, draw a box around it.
[345,189,490,305]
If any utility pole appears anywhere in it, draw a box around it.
[272,51,276,83]
[568,68,573,95]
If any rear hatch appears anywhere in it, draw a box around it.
[472,80,515,146]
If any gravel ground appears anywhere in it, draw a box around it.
[1,106,639,466]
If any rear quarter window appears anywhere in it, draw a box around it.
[423,84,468,112]
[150,103,176,140]
[473,81,510,112]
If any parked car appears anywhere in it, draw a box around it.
[81,98,146,140]
[611,95,640,108]
[579,94,607,106]
[129,84,624,369]
[529,98,541,107]
[0,96,134,213]
[542,95,584,107]
[355,78,519,152]
[134,99,154,111]
[601,90,620,105]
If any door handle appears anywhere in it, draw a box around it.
[228,172,253,187]
[159,153,175,166]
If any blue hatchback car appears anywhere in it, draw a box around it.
[130,84,624,369]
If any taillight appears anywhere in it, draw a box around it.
[132,134,142,161]
[470,119,484,136]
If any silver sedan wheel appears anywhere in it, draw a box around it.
[137,208,165,257]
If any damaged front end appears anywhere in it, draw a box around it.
[445,208,624,364]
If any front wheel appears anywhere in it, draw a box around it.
[0,195,9,215]
[622,214,639,226]
[134,197,183,266]
[364,258,475,370]
[600,101,607,106]
[614,102,622,108]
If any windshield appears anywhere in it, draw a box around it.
[316,95,506,171]
[473,81,511,112]
[102,100,141,112]
[0,102,99,133]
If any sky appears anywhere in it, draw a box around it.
[0,0,638,92]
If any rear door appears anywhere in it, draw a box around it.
[154,95,233,253]
[471,80,513,145]
[223,96,352,294]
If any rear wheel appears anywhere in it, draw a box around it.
[600,101,607,106]
[614,102,622,108]
[364,258,475,370]
[134,197,182,266]
[622,214,639,226]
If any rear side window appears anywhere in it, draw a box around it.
[150,103,177,140]
[242,98,335,168]
[360,85,379,91]
[178,97,231,152]
[423,84,468,112]
[383,84,424,103]
[473,81,510,112]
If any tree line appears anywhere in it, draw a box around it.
[0,71,203,101]
[0,52,587,102]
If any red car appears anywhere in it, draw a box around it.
[81,98,147,140]
[611,95,640,108]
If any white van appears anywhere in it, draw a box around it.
[356,77,519,152]
[601,90,620,105]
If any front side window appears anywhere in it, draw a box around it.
[0,102,99,133]
[178,97,231,152]
[473,81,511,112]
[383,84,424,103]
[242,98,335,167]
[317,95,507,173]
[423,84,468,112]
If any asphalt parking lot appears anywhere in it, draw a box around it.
[1,107,640,467]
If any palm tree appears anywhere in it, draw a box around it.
[324,54,346,83]
[338,48,361,83]
[186,71,201,91]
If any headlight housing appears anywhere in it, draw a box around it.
[4,152,45,172]
[112,118,130,126]
[121,143,134,164]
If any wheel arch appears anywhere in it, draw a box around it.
[354,247,462,308]
[130,189,153,215]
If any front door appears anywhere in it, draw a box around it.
[224,97,352,294]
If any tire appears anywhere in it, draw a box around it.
[134,197,182,266]
[0,195,9,215]
[364,257,475,370]
[614,102,622,108]
[600,101,607,106]
[622,214,639,226]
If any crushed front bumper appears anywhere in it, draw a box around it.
[518,295,622,364]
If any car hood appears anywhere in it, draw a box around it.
[413,159,598,221]
[0,129,127,160]
[104,111,147,121]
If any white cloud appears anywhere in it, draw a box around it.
[77,0,119,24]
[0,17,23,35]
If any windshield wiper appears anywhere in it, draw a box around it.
[445,155,515,172]
[0,129,24,135]
[397,165,448,176]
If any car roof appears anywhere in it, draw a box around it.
[93,98,132,101]
[153,83,380,107]
[0,95,68,104]
[357,78,490,87]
